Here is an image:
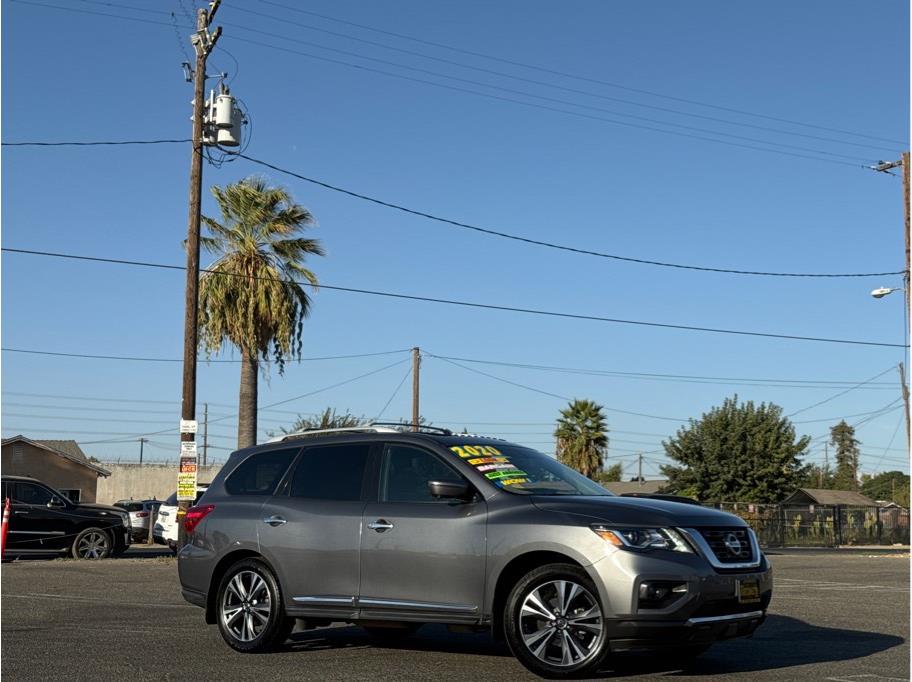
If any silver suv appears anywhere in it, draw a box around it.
[178,426,771,678]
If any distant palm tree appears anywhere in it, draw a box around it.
[555,399,609,479]
[197,177,324,449]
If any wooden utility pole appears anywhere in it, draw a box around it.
[900,362,910,451]
[637,453,643,486]
[202,402,209,467]
[411,347,420,431]
[872,152,910,454]
[178,2,221,546]
[138,437,148,465]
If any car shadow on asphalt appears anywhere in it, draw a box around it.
[285,624,511,657]
[605,615,905,678]
[283,615,904,678]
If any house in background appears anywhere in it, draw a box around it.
[781,488,878,507]
[1,435,111,503]
[602,480,668,496]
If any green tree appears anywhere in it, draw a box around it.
[278,407,367,436]
[554,399,608,479]
[830,421,861,491]
[661,396,810,503]
[594,463,623,484]
[861,471,910,507]
[198,177,324,449]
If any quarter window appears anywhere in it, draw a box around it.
[13,482,55,505]
[381,444,466,503]
[289,443,371,501]
[225,448,298,495]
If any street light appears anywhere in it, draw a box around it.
[870,286,904,299]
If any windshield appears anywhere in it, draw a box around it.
[446,443,612,496]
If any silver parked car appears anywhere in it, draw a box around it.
[177,425,771,678]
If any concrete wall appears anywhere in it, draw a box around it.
[2,442,101,503]
[96,463,224,504]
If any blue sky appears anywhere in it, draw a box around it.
[2,0,909,478]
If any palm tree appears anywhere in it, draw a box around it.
[197,177,324,449]
[554,399,609,479]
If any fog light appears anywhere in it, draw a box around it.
[638,581,687,609]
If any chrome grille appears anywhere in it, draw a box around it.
[697,527,753,564]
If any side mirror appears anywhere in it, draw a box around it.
[47,497,66,508]
[428,480,473,500]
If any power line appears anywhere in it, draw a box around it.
[3,346,895,390]
[9,0,885,169]
[76,0,900,155]
[1,138,189,147]
[257,0,908,146]
[229,4,899,155]
[870,414,906,471]
[786,367,898,417]
[3,134,898,276]
[238,154,901,278]
[3,247,906,348]
[374,365,412,422]
[1,347,410,362]
[208,21,877,163]
[430,354,688,422]
[425,354,896,389]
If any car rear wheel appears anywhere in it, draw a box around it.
[504,563,609,679]
[72,528,112,560]
[216,559,294,652]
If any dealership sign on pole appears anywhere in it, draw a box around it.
[177,439,198,501]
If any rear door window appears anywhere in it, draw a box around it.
[289,443,371,501]
[13,482,55,505]
[225,448,299,495]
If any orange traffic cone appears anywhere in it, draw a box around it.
[1,498,10,556]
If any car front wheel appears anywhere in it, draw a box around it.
[216,559,294,652]
[72,528,112,560]
[504,563,609,679]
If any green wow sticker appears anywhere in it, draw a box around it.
[449,445,528,487]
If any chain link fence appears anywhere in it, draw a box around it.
[710,502,910,548]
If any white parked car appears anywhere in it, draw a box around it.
[153,484,208,553]
[114,499,162,541]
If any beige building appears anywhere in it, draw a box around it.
[1,435,111,503]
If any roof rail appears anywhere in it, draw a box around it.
[266,422,453,443]
[369,422,453,436]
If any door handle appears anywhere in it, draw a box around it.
[13,510,29,515]
[262,515,287,527]
[367,519,394,532]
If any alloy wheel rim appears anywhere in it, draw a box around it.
[77,532,109,559]
[221,570,271,642]
[519,579,604,667]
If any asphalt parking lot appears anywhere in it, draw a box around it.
[1,550,908,681]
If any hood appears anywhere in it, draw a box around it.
[531,495,745,527]
[77,503,129,515]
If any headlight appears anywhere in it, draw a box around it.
[591,525,692,553]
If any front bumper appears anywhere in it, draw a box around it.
[606,609,766,652]
[586,542,772,648]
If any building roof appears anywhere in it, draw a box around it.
[603,480,667,496]
[1,435,111,477]
[782,488,878,506]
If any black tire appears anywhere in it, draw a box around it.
[216,558,294,652]
[364,623,421,642]
[504,563,609,679]
[71,527,112,560]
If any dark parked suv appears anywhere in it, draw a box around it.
[2,475,131,559]
[178,426,772,678]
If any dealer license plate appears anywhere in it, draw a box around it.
[737,579,761,604]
